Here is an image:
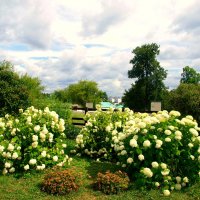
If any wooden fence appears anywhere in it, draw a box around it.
[71,107,155,127]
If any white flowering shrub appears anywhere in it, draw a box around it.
[76,106,200,195]
[75,106,129,160]
[0,106,72,175]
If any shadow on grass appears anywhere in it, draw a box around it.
[86,161,123,179]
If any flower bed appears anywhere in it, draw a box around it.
[75,106,200,196]
[0,106,72,174]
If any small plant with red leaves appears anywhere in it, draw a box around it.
[41,169,81,195]
[94,170,130,194]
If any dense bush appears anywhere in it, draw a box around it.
[41,168,80,195]
[0,106,72,174]
[164,83,200,123]
[75,106,200,196]
[32,95,72,123]
[94,170,130,194]
[0,61,30,116]
[64,124,81,139]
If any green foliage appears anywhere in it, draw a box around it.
[20,73,45,105]
[75,108,200,195]
[0,106,71,175]
[124,43,167,111]
[32,95,72,123]
[76,106,128,161]
[181,66,200,84]
[0,61,30,116]
[54,80,106,107]
[41,168,80,195]
[64,124,81,139]
[94,170,130,194]
[164,84,200,123]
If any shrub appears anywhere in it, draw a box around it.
[32,96,72,123]
[94,170,130,194]
[75,106,129,161]
[41,168,80,195]
[0,106,72,175]
[64,124,81,139]
[0,61,30,116]
[75,106,200,195]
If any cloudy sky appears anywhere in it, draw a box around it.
[1,0,200,97]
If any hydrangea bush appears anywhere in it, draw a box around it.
[0,106,72,175]
[75,106,200,196]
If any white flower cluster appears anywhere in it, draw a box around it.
[75,107,200,195]
[0,106,71,174]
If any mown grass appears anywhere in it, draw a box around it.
[0,139,199,200]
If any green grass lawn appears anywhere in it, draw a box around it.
[0,139,199,200]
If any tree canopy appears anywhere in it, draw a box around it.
[54,80,106,107]
[123,43,167,111]
[164,83,200,123]
[0,61,30,115]
[180,66,200,84]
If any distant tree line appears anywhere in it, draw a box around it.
[1,42,200,122]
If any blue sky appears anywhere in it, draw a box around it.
[1,0,200,97]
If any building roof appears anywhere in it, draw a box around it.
[101,102,123,109]
[101,102,115,109]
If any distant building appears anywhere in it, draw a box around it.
[109,97,122,104]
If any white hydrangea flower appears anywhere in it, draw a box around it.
[152,161,159,168]
[121,150,127,155]
[32,135,38,142]
[62,144,67,148]
[163,189,170,196]
[6,152,11,158]
[160,163,167,169]
[29,159,37,165]
[175,183,182,190]
[138,154,144,161]
[0,145,5,152]
[155,182,160,187]
[127,157,133,164]
[142,167,153,178]
[2,168,8,175]
[190,155,195,160]
[188,143,194,148]
[7,143,14,151]
[165,137,171,142]
[169,110,181,117]
[9,167,15,173]
[41,151,47,157]
[161,169,170,176]
[5,162,11,168]
[32,142,38,148]
[53,155,58,162]
[12,152,18,159]
[122,164,126,168]
[189,128,199,137]
[34,125,40,132]
[164,130,172,135]
[176,176,181,183]
[130,138,138,147]
[183,177,189,183]
[143,140,151,147]
[24,164,30,171]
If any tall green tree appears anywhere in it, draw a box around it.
[0,61,30,115]
[180,66,200,84]
[164,83,200,123]
[124,43,167,110]
[20,73,45,105]
[54,80,106,107]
